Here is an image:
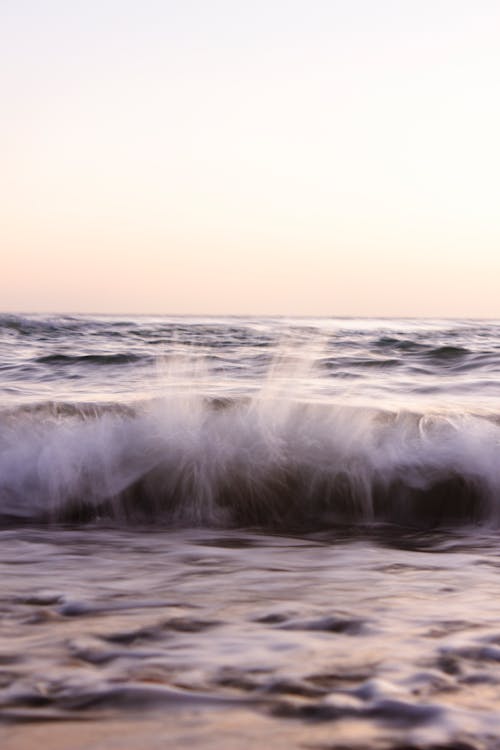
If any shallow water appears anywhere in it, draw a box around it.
[2,315,500,747]
[3,527,500,748]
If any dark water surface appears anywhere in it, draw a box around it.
[2,314,500,748]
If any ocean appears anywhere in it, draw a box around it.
[2,313,500,749]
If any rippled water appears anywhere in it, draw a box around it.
[3,314,500,410]
[2,314,500,748]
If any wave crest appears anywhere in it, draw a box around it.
[0,396,499,529]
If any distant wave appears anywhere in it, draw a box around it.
[36,353,146,366]
[0,313,87,335]
[1,396,499,530]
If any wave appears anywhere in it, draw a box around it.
[36,353,146,366]
[0,313,89,336]
[1,394,500,530]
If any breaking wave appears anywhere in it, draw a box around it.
[1,393,499,530]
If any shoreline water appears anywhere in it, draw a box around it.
[2,526,500,749]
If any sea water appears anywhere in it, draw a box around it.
[2,314,500,749]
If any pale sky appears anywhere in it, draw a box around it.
[1,0,499,316]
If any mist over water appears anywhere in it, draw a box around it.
[3,314,500,748]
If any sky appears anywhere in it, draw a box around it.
[1,0,499,316]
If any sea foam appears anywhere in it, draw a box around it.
[1,384,499,528]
